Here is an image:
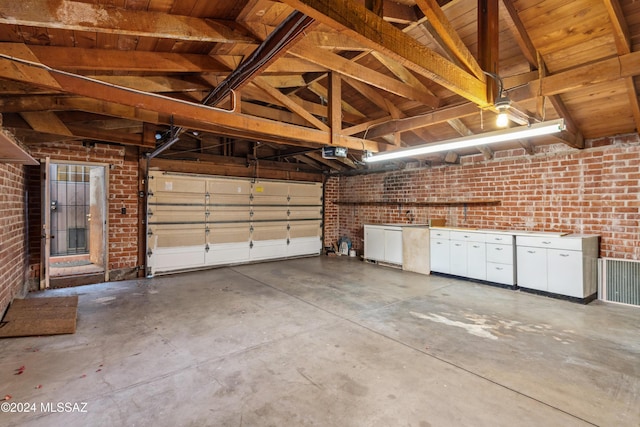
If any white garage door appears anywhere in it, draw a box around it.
[146,171,322,276]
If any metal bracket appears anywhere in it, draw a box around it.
[147,249,153,257]
[205,244,210,253]
[249,241,254,249]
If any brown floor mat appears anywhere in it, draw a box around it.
[0,296,78,338]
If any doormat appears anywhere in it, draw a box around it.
[0,296,78,338]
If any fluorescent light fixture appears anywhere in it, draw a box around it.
[364,119,565,163]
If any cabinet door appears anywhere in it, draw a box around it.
[384,229,403,265]
[547,249,583,297]
[467,242,486,280]
[516,246,547,291]
[364,227,385,261]
[430,238,450,274]
[450,241,467,276]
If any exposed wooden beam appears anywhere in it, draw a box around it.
[0,46,383,152]
[415,0,485,80]
[478,0,499,104]
[508,50,640,99]
[364,103,480,139]
[602,0,640,132]
[252,77,330,131]
[20,111,72,136]
[150,157,322,182]
[329,72,342,144]
[205,10,316,106]
[279,0,488,106]
[500,0,537,68]
[19,45,230,73]
[290,41,440,108]
[0,0,254,43]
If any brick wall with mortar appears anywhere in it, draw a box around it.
[0,163,27,316]
[27,141,141,284]
[325,134,640,260]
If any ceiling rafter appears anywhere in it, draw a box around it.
[289,41,440,108]
[415,0,485,80]
[500,0,583,148]
[9,45,230,73]
[0,0,255,44]
[0,45,383,152]
[279,0,488,106]
[602,0,640,132]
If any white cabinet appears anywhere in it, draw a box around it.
[429,229,450,274]
[430,228,517,286]
[364,226,385,261]
[485,233,516,286]
[448,230,486,280]
[364,225,403,265]
[516,235,599,299]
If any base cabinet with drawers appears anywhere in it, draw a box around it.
[430,229,516,286]
[516,235,599,299]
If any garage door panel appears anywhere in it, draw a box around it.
[149,246,206,275]
[149,226,205,248]
[289,221,322,239]
[253,181,289,197]
[206,243,250,265]
[251,207,288,221]
[288,206,322,220]
[208,208,251,223]
[207,226,251,244]
[208,178,251,195]
[288,237,322,257]
[288,182,322,198]
[149,210,204,224]
[150,173,206,194]
[251,222,288,241]
[147,173,323,276]
[251,240,287,261]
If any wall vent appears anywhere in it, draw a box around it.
[600,258,640,307]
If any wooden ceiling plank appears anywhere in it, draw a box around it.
[0,0,254,43]
[415,0,485,80]
[500,0,538,68]
[279,0,488,106]
[289,41,440,108]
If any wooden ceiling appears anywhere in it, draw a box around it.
[0,0,638,171]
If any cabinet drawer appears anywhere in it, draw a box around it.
[484,233,513,245]
[486,262,515,285]
[450,230,485,242]
[486,243,514,264]
[430,229,450,239]
[516,235,582,251]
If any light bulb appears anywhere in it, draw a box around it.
[496,111,509,127]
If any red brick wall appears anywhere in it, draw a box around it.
[28,141,140,281]
[325,135,640,260]
[0,163,27,315]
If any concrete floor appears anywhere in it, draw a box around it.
[1,257,639,427]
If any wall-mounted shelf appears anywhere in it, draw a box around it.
[335,199,501,206]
